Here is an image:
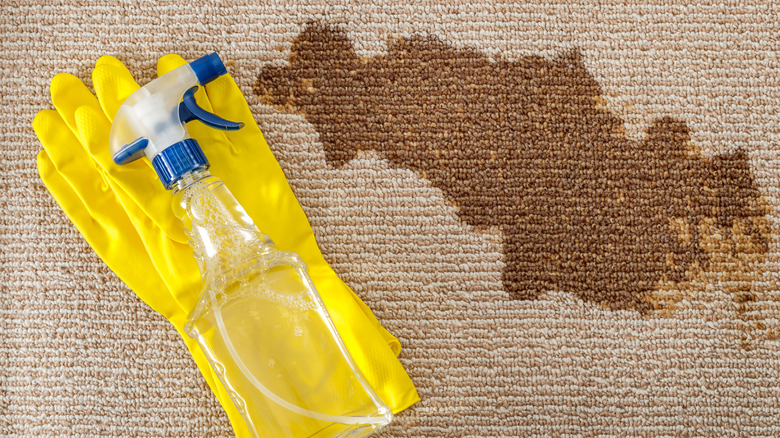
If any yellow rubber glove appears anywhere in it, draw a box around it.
[34,54,419,436]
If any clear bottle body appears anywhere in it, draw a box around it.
[173,169,392,438]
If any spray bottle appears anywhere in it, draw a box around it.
[109,53,393,437]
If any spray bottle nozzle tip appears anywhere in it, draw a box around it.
[191,52,227,85]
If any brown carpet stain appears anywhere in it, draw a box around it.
[256,21,771,313]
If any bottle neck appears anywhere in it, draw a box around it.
[171,167,210,194]
[171,168,275,279]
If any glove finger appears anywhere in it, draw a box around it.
[93,59,140,122]
[50,73,103,137]
[37,151,181,319]
[33,110,110,216]
[74,104,188,244]
[95,54,127,70]
[157,53,188,76]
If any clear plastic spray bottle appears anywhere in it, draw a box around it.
[108,53,392,437]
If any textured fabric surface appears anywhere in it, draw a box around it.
[2,1,780,436]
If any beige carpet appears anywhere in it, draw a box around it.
[2,1,780,436]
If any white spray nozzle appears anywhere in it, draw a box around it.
[108,53,243,189]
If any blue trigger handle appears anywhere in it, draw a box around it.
[179,86,244,131]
